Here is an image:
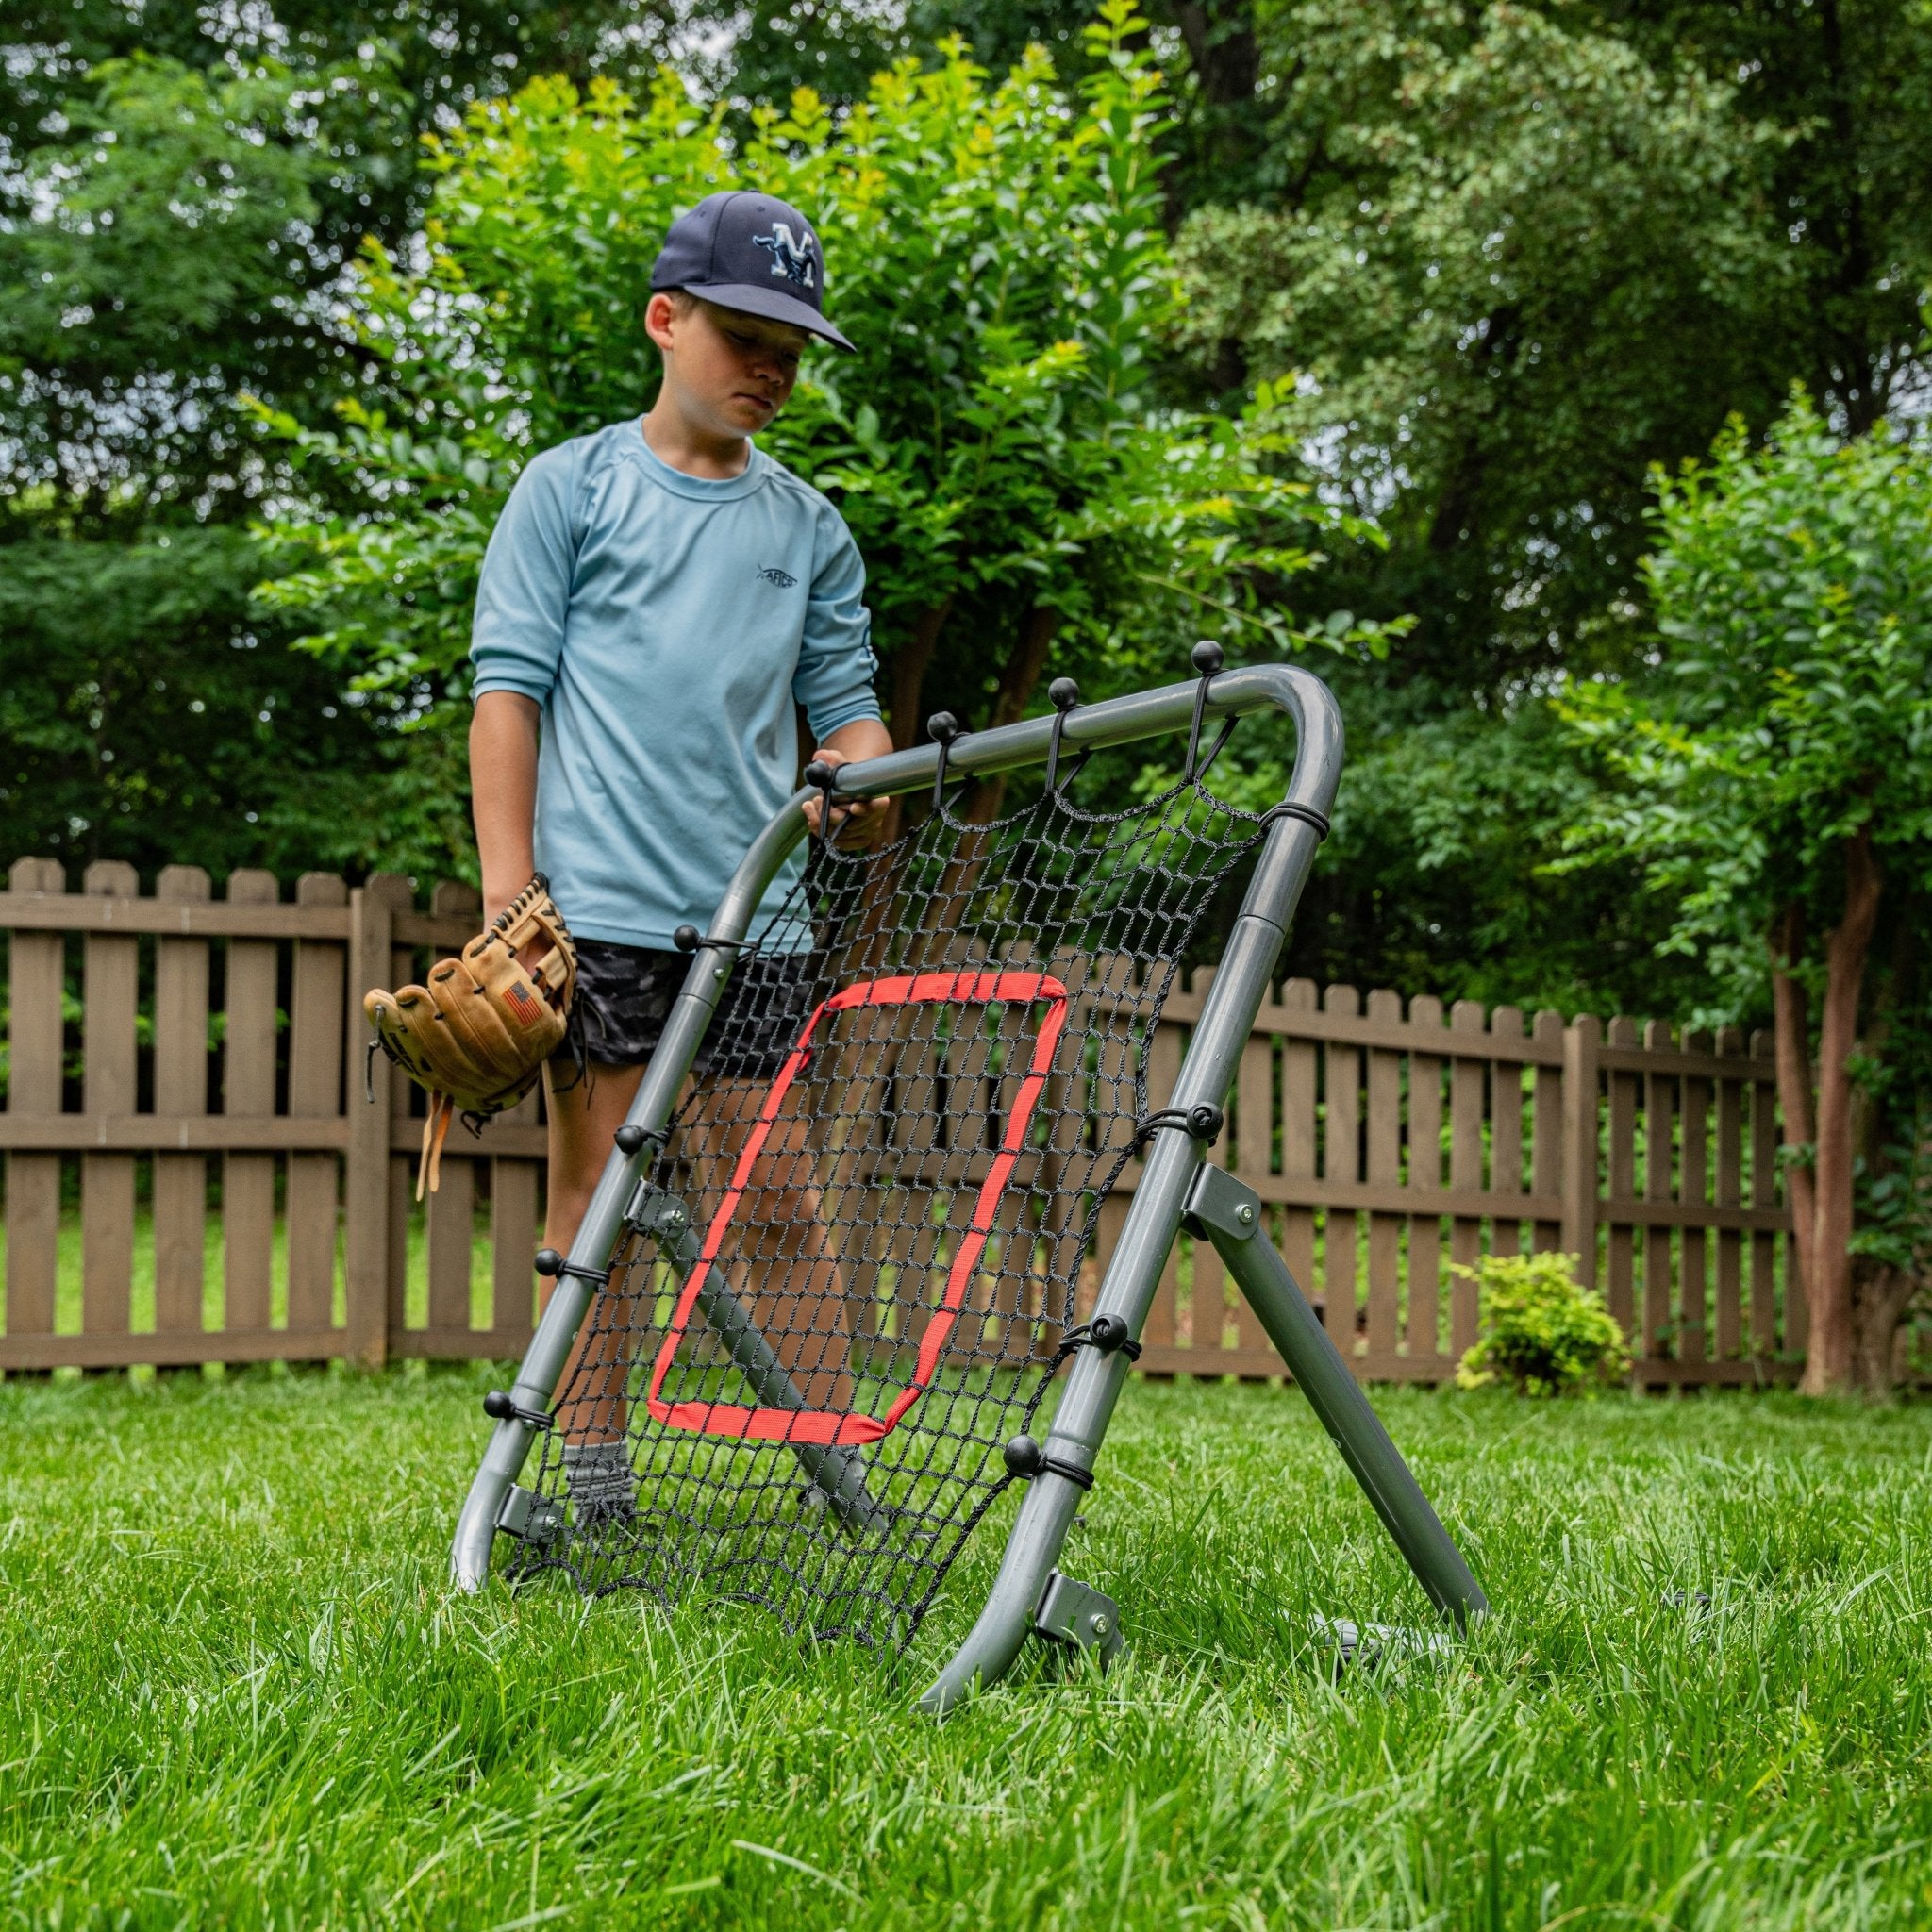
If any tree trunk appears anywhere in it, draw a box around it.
[1769,905,1819,1307]
[893,604,1066,961]
[962,605,1060,825]
[886,601,951,752]
[1170,0,1263,207]
[1812,0,1885,433]
[1799,830,1884,1394]
[1850,1258,1920,1396]
[1173,0,1260,108]
[875,601,952,849]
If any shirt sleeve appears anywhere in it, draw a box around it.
[792,503,883,741]
[469,441,582,704]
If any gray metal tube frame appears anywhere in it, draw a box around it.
[915,678,1355,1711]
[449,663,1352,1647]
[450,788,820,1589]
[1196,1178,1488,1627]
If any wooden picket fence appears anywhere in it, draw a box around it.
[0,858,1805,1383]
[1130,979,1799,1384]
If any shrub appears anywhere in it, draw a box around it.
[1454,1252,1630,1395]
[255,2,1401,776]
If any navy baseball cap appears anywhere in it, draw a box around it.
[649,191,854,352]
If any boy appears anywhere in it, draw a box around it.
[467,191,891,1520]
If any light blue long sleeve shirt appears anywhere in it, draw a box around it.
[470,419,882,949]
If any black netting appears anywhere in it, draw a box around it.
[507,758,1274,1652]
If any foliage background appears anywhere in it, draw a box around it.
[4,0,1929,1029]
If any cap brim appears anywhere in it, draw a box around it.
[677,280,855,352]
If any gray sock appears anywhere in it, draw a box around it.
[562,1441,637,1531]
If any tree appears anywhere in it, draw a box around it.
[1166,0,1932,699]
[1132,0,1932,1026]
[256,5,1396,875]
[0,529,450,881]
[1251,697,1714,1013]
[1561,395,1932,1394]
[2,0,713,526]
[1172,0,1791,697]
[1149,0,1807,1015]
[0,2,690,884]
[1564,0,1932,439]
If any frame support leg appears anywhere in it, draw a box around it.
[1185,1165,1489,1628]
[628,1184,879,1531]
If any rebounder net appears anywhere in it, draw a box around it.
[508,750,1275,1652]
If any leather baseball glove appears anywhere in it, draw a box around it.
[364,874,576,1196]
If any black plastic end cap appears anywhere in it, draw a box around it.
[1049,677,1081,711]
[1191,639,1224,676]
[1003,1434,1045,1479]
[673,924,700,953]
[1089,1312,1134,1354]
[1187,1101,1225,1143]
[803,758,837,791]
[613,1124,647,1157]
[927,710,960,745]
[483,1389,518,1422]
[533,1248,564,1277]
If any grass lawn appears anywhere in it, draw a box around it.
[0,1370,1925,1929]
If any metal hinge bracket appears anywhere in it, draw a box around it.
[625,1181,701,1269]
[1182,1163,1260,1243]
[1035,1570,1124,1663]
[495,1484,564,1547]
[1310,1613,1455,1677]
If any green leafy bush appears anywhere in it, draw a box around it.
[254,2,1402,780]
[1454,1253,1630,1396]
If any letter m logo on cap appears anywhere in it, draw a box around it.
[753,222,818,290]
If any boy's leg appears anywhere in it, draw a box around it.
[684,1085,856,1412]
[544,1060,646,1258]
[693,948,857,1411]
[538,940,856,1530]
[544,1057,645,1524]
[547,1069,853,1524]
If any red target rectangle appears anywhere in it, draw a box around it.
[644,969,1069,1445]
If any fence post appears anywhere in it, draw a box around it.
[7,857,66,1348]
[345,876,408,1368]
[289,874,348,1341]
[82,860,141,1342]
[1561,1013,1601,1283]
[224,871,281,1335]
[153,865,212,1344]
